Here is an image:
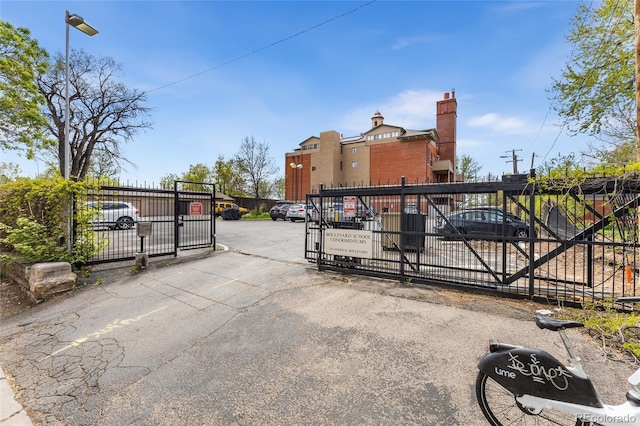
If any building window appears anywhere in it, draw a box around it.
[352,161,358,168]
[312,166,316,171]
[352,147,357,154]
[392,131,399,137]
[302,143,319,151]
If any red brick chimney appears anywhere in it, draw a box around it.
[436,90,457,175]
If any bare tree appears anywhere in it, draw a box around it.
[235,136,278,199]
[37,49,152,180]
[87,148,121,180]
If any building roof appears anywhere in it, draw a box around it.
[398,128,438,142]
[298,135,320,147]
[362,124,405,136]
[340,135,365,144]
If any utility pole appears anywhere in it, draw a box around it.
[500,149,522,174]
[530,153,537,171]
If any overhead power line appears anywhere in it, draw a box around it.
[145,0,378,95]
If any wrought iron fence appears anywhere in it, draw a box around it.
[76,181,215,265]
[305,175,640,307]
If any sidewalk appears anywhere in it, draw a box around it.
[0,366,33,426]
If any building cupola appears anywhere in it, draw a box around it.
[371,110,384,128]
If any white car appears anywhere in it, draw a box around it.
[87,201,140,230]
[285,204,318,222]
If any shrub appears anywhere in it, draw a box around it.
[0,177,101,266]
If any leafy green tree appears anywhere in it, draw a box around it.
[182,163,214,191]
[456,154,482,182]
[234,136,278,199]
[0,162,21,183]
[212,155,245,196]
[537,152,582,177]
[37,49,152,179]
[550,0,636,158]
[160,173,180,190]
[270,176,285,199]
[0,21,50,157]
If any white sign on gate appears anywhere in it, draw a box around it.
[324,229,373,259]
[343,196,356,218]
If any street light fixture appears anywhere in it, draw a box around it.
[290,162,303,202]
[65,10,98,179]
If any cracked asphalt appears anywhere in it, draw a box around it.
[0,219,636,425]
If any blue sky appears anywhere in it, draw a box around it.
[2,1,585,184]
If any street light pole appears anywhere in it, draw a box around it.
[290,162,303,201]
[64,11,98,255]
[65,10,98,179]
[296,164,303,202]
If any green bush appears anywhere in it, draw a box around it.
[0,217,71,263]
[0,177,101,266]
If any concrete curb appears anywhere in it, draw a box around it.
[0,366,33,426]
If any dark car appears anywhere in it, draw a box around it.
[433,207,534,240]
[269,201,294,221]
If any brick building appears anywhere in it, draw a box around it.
[285,91,458,202]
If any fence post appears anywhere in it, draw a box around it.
[528,170,536,298]
[318,184,324,268]
[502,190,508,284]
[400,176,406,278]
[173,181,179,257]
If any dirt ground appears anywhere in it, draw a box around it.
[0,279,34,320]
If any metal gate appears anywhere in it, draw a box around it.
[305,175,640,306]
[174,181,215,251]
[78,181,215,265]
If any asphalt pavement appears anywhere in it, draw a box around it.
[0,219,636,425]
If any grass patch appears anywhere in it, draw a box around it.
[558,302,640,363]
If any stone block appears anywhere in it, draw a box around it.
[28,262,76,301]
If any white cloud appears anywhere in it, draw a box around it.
[467,113,528,135]
[456,137,485,148]
[490,2,543,15]
[340,89,445,134]
[392,34,438,50]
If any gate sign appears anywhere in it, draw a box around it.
[190,202,203,215]
[324,229,373,259]
[343,196,356,218]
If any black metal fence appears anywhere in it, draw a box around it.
[76,181,215,265]
[305,175,640,306]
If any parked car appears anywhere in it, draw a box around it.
[285,204,319,222]
[433,207,534,239]
[404,204,419,214]
[215,202,248,216]
[466,206,521,221]
[269,201,294,221]
[319,202,378,222]
[87,201,140,230]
